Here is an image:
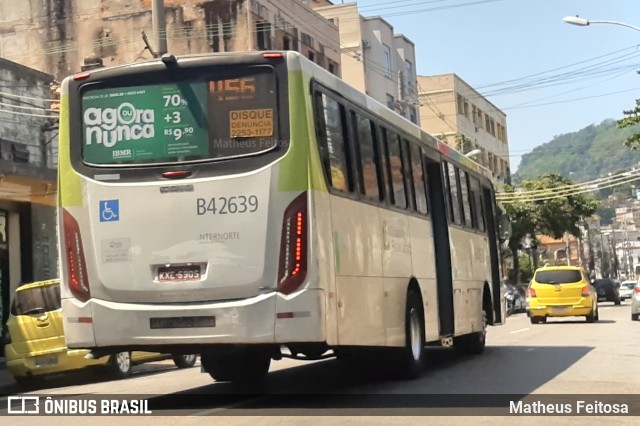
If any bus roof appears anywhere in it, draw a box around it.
[66,50,494,183]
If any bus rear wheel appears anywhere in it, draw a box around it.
[388,290,425,380]
[201,350,271,384]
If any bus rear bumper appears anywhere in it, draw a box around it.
[62,289,325,350]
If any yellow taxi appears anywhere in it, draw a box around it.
[526,266,598,324]
[4,279,197,385]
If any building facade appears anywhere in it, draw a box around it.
[417,74,510,185]
[0,0,341,80]
[311,1,419,124]
[0,58,58,335]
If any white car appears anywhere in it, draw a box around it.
[619,280,636,301]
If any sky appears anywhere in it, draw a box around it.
[352,0,640,171]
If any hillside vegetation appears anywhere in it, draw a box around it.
[514,119,640,184]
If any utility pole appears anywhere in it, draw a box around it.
[152,0,168,55]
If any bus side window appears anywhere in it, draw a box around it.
[386,131,407,209]
[379,127,394,205]
[447,163,462,225]
[442,161,454,222]
[468,176,481,230]
[314,92,353,193]
[402,139,415,211]
[478,189,487,232]
[410,143,428,215]
[352,111,383,201]
[459,170,472,227]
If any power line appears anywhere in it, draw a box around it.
[497,169,640,202]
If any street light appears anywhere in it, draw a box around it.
[562,15,640,32]
[465,148,482,158]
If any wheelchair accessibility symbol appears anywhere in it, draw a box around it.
[100,200,119,222]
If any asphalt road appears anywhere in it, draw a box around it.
[1,299,639,425]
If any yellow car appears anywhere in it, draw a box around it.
[526,266,599,324]
[4,279,197,385]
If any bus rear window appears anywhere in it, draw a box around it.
[11,284,61,316]
[80,68,279,165]
[534,270,582,284]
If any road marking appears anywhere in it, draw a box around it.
[510,327,529,334]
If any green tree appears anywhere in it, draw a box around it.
[503,174,598,282]
[618,98,640,148]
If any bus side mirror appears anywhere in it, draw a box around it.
[498,214,512,240]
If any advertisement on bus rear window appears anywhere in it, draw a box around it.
[82,83,210,164]
[80,69,278,165]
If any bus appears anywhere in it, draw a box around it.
[57,51,508,383]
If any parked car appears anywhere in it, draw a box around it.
[632,282,640,321]
[526,266,598,324]
[619,280,636,301]
[4,278,197,385]
[592,278,621,305]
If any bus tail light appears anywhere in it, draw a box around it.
[277,192,308,295]
[262,52,284,59]
[528,288,537,298]
[63,209,91,302]
[581,286,591,297]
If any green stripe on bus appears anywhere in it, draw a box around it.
[278,70,327,192]
[57,94,83,207]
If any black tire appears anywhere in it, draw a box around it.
[632,313,639,321]
[454,309,487,355]
[530,316,545,324]
[201,350,271,384]
[390,290,425,380]
[107,351,132,379]
[172,354,197,369]
[594,306,599,321]
[586,309,596,323]
[614,299,621,306]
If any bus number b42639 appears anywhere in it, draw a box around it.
[196,196,258,215]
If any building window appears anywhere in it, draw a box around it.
[283,36,291,50]
[301,32,313,48]
[328,62,335,75]
[386,94,395,110]
[307,51,315,62]
[457,94,464,116]
[383,44,391,77]
[405,59,413,91]
[409,107,417,124]
[256,21,272,50]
